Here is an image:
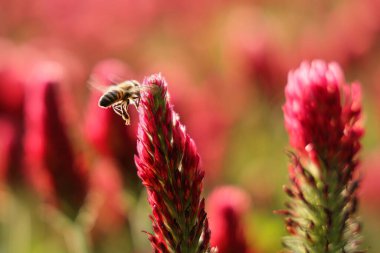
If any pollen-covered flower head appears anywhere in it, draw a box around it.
[283,60,363,166]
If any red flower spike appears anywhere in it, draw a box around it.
[281,60,364,253]
[135,74,215,253]
[24,64,88,219]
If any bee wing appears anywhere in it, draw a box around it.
[87,75,110,93]
[88,74,128,92]
[107,75,126,86]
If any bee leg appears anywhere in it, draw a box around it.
[112,102,124,117]
[112,102,131,125]
[132,96,140,108]
[121,102,131,125]
[129,93,140,108]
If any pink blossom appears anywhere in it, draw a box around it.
[283,60,363,168]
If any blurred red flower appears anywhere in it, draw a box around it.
[24,61,88,218]
[207,186,255,253]
[88,158,126,238]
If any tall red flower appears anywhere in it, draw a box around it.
[281,60,364,253]
[24,61,88,219]
[134,74,215,253]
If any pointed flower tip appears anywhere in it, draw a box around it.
[143,73,166,89]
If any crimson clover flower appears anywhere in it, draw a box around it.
[134,74,216,253]
[281,60,364,253]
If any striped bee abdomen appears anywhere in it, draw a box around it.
[98,89,123,107]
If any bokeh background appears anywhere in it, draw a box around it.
[1,0,380,252]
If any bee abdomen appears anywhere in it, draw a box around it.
[98,90,122,107]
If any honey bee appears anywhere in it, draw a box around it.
[97,80,143,125]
